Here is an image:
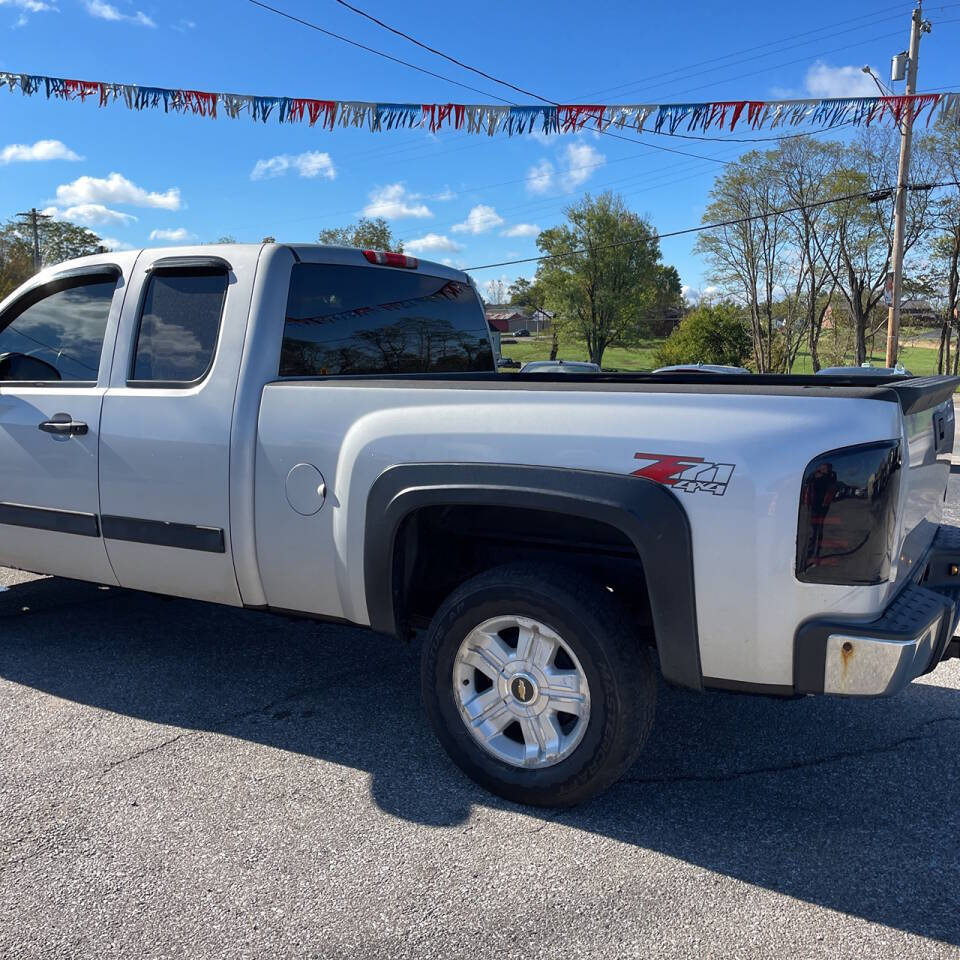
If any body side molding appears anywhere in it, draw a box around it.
[364,463,703,691]
[101,515,225,553]
[0,501,100,537]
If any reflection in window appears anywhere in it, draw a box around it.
[0,278,116,381]
[280,264,493,376]
[132,269,227,382]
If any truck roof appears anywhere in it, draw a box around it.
[32,243,471,287]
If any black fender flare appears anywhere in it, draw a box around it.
[364,463,702,691]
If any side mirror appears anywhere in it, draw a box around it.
[0,352,63,382]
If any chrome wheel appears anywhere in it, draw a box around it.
[452,615,591,769]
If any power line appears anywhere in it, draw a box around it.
[328,0,554,104]
[572,3,916,99]
[661,29,905,102]
[463,180,959,271]
[246,0,513,103]
[247,1,739,167]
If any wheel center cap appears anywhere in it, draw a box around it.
[510,674,538,704]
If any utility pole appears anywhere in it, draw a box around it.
[885,2,931,368]
[15,207,51,273]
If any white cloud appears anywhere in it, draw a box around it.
[526,159,554,194]
[172,17,195,32]
[0,139,82,164]
[452,204,504,235]
[85,1,154,26]
[41,203,137,226]
[529,130,560,148]
[11,12,27,26]
[0,0,56,11]
[404,233,464,254]
[55,172,181,210]
[501,223,541,239]
[362,183,432,219]
[526,143,606,196]
[149,227,197,243]
[100,236,136,251]
[562,142,605,190]
[250,151,335,181]
[804,62,878,99]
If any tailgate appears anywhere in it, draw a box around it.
[890,376,959,590]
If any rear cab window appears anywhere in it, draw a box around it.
[130,267,228,385]
[0,272,119,383]
[279,264,493,376]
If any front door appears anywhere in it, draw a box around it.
[0,268,123,584]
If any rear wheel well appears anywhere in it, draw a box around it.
[392,504,653,639]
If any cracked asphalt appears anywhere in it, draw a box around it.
[1,474,959,959]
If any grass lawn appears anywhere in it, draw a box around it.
[790,343,941,375]
[500,335,665,371]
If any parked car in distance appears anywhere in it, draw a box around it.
[519,359,601,374]
[817,364,913,376]
[497,357,521,369]
[514,328,531,337]
[654,363,751,374]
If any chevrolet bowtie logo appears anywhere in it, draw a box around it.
[511,676,534,703]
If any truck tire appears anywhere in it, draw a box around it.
[420,563,656,807]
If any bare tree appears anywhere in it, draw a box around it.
[815,129,937,365]
[695,150,788,371]
[777,137,844,371]
[925,121,960,373]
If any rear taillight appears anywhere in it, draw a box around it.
[363,250,419,269]
[796,440,902,585]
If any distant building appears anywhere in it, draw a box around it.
[485,307,524,333]
[484,304,554,334]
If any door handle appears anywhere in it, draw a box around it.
[39,418,88,436]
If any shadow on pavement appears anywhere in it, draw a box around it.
[1,575,959,944]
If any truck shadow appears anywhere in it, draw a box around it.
[1,575,959,945]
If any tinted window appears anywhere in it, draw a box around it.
[0,276,116,382]
[280,264,493,377]
[132,269,227,382]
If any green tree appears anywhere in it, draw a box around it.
[318,217,403,252]
[535,192,670,367]
[0,229,33,301]
[2,217,103,269]
[0,216,105,299]
[507,276,534,306]
[645,264,684,336]
[654,302,752,368]
[37,220,104,264]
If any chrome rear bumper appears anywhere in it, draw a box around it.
[795,525,960,697]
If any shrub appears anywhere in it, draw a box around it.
[653,303,752,368]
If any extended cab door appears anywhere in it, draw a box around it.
[0,265,124,584]
[98,249,258,605]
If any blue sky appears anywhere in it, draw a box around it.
[1,0,959,299]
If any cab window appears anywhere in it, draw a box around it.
[0,273,118,382]
[279,264,493,376]
[130,267,227,384]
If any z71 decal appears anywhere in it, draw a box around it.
[631,452,735,496]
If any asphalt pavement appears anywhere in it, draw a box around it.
[1,475,960,959]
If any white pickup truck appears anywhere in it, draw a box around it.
[1,242,958,806]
